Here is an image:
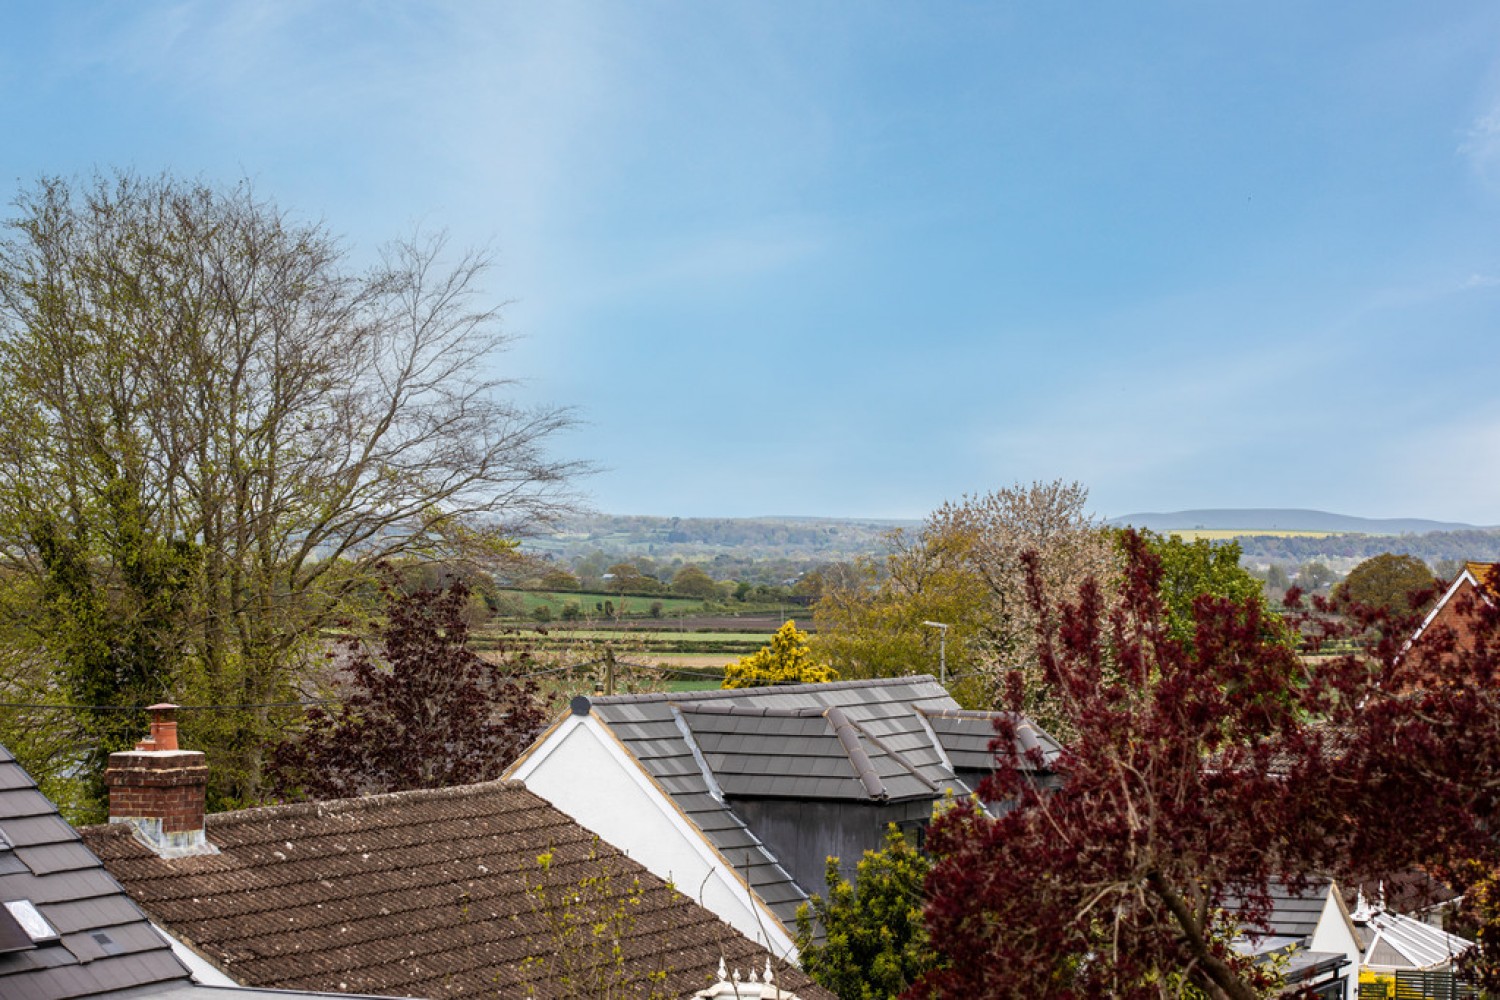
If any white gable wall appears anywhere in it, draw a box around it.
[509,714,798,959]
[1308,886,1361,1000]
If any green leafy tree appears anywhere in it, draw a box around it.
[605,563,660,594]
[1136,531,1271,648]
[539,568,581,592]
[795,825,938,1000]
[813,538,989,705]
[670,564,719,599]
[723,620,838,688]
[815,481,1115,718]
[1297,561,1337,592]
[1334,553,1436,614]
[27,477,198,818]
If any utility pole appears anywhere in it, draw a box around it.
[922,621,950,685]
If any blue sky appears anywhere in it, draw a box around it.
[3,3,1499,523]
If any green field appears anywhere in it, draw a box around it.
[497,588,711,617]
[506,629,778,642]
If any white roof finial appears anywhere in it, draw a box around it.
[764,958,774,985]
[717,957,728,982]
[1351,887,1371,923]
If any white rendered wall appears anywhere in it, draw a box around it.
[511,715,797,959]
[1308,889,1361,1000]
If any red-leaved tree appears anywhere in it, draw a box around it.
[271,576,546,800]
[918,533,1500,999]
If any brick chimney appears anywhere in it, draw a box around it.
[104,704,217,858]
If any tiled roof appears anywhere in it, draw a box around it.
[917,709,1063,772]
[1465,562,1499,597]
[1228,879,1335,943]
[678,704,937,803]
[0,744,192,1000]
[79,780,830,1000]
[579,675,1057,935]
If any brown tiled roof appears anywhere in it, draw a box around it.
[79,780,829,1000]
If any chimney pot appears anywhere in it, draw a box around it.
[136,703,180,751]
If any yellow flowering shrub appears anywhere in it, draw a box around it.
[722,620,839,688]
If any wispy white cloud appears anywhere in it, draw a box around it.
[1460,103,1500,185]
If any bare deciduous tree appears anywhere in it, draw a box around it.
[0,172,581,808]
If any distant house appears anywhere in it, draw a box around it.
[79,705,830,1000]
[1231,879,1361,1000]
[505,675,1060,957]
[1406,561,1499,664]
[0,736,353,1000]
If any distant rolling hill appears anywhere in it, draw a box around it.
[1107,509,1483,535]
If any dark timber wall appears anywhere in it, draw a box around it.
[729,797,934,893]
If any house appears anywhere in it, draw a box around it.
[1231,879,1361,1000]
[0,739,193,999]
[1406,561,1499,664]
[79,705,832,1000]
[0,735,362,1000]
[504,675,1060,956]
[1349,885,1473,975]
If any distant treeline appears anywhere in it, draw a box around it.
[526,514,912,565]
[1237,529,1500,566]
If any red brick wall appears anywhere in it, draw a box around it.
[105,752,209,834]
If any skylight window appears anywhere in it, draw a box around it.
[2,900,59,945]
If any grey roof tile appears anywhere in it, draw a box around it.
[0,748,193,1000]
[578,677,1056,939]
[14,842,102,877]
[0,815,75,846]
[0,787,57,821]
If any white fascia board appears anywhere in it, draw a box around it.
[1407,571,1478,649]
[509,712,798,960]
[150,922,240,987]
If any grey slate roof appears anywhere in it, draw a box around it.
[0,744,192,1000]
[1261,880,1334,940]
[580,675,1058,937]
[678,704,939,803]
[1228,878,1339,945]
[918,709,1063,772]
